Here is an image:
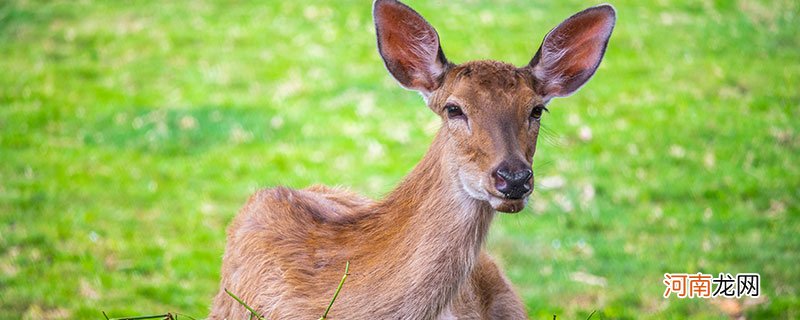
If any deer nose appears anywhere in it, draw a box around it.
[493,165,533,200]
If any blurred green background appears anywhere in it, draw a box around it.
[1,0,798,319]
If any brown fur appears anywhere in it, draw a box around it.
[209,1,615,319]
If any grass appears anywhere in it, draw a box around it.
[223,289,264,320]
[1,0,798,319]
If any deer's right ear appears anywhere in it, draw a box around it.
[374,0,448,97]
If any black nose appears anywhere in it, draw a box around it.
[493,165,533,200]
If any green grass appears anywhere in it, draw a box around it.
[1,0,798,319]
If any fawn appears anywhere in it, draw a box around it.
[210,0,615,319]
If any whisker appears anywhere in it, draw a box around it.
[539,123,565,149]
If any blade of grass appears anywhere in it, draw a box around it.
[103,313,174,320]
[319,261,350,320]
[102,312,196,320]
[174,313,198,320]
[224,288,265,320]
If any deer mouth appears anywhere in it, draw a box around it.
[488,195,528,213]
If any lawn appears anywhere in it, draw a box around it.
[1,0,798,319]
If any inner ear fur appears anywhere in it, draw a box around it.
[527,5,616,99]
[373,0,449,95]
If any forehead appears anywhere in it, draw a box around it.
[445,61,537,106]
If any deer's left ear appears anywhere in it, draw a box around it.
[526,5,616,100]
[374,0,449,97]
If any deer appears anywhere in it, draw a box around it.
[209,0,615,319]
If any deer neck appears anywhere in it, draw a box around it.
[372,130,496,318]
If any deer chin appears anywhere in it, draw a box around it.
[488,196,528,213]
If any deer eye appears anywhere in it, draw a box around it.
[530,105,548,120]
[445,103,466,120]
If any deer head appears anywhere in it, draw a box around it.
[374,0,615,213]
